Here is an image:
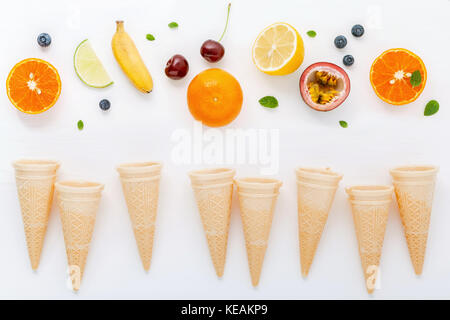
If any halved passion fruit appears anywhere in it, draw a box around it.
[299,62,350,111]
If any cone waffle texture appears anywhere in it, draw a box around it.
[13,159,60,270]
[55,181,104,290]
[189,168,235,277]
[390,166,438,275]
[346,185,393,294]
[117,162,162,271]
[296,168,342,277]
[235,177,282,286]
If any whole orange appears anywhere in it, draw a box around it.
[187,68,243,127]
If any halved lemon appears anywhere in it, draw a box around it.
[252,22,304,75]
[74,39,113,88]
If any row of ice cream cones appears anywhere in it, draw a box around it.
[13,159,162,291]
[189,168,282,287]
[346,165,438,293]
[12,159,438,293]
[190,165,438,293]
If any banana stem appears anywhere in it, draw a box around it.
[116,20,124,32]
[218,3,231,42]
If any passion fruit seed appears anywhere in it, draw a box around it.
[316,71,338,86]
[308,71,340,105]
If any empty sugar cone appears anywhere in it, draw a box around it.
[296,168,342,277]
[346,185,393,294]
[235,177,282,286]
[189,168,235,277]
[13,159,60,270]
[55,181,104,291]
[390,165,438,275]
[192,184,232,277]
[350,201,390,294]
[117,162,162,271]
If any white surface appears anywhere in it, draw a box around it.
[0,0,449,299]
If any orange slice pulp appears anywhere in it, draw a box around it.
[370,48,426,105]
[6,58,61,114]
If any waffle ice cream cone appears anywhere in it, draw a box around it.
[189,168,235,277]
[346,185,393,294]
[117,162,162,271]
[55,180,104,291]
[295,168,342,277]
[235,177,282,286]
[390,165,438,275]
[13,159,60,270]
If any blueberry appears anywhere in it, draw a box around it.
[37,33,51,47]
[343,55,354,66]
[351,24,365,37]
[99,99,111,111]
[334,35,347,49]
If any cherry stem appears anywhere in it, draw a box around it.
[218,3,231,42]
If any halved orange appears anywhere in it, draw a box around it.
[370,48,426,105]
[6,58,61,114]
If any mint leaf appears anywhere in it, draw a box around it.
[77,120,84,130]
[424,100,439,116]
[259,96,278,108]
[146,34,155,41]
[410,70,422,87]
[168,22,178,28]
[339,120,348,128]
[306,30,317,38]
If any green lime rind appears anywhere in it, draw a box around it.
[74,39,114,88]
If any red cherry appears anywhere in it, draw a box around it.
[200,40,225,63]
[165,54,189,80]
[200,3,231,63]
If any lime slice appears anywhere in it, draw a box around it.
[74,39,113,88]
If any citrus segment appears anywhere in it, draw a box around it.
[252,22,304,75]
[74,39,113,88]
[370,48,426,105]
[6,58,61,114]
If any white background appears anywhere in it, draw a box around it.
[0,0,449,299]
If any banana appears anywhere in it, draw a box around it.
[112,21,153,93]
